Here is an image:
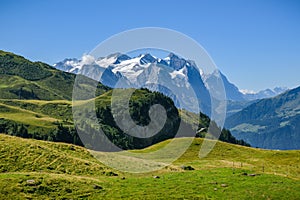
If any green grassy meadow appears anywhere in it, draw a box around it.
[0,134,299,199]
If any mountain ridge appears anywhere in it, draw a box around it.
[226,85,300,149]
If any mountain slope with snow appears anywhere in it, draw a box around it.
[203,70,245,101]
[54,53,288,114]
[54,53,211,114]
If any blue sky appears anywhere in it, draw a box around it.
[1,0,299,92]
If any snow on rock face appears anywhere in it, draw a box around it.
[54,58,81,72]
[170,68,186,79]
[95,53,131,68]
[140,54,157,64]
[168,53,187,70]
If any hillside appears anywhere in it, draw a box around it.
[0,89,247,151]
[0,134,299,199]
[226,86,300,149]
[0,50,108,100]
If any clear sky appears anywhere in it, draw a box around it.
[1,0,299,92]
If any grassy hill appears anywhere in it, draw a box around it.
[0,99,75,143]
[0,50,109,100]
[0,134,299,199]
[0,99,72,127]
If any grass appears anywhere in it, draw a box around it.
[0,134,109,176]
[1,169,299,200]
[0,102,58,129]
[99,169,300,200]
[0,134,299,199]
[0,99,73,121]
[0,99,74,133]
[0,173,104,200]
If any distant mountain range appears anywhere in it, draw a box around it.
[55,53,211,114]
[226,86,300,150]
[54,53,288,114]
[241,87,289,101]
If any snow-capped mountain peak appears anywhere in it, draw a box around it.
[53,58,83,74]
[240,87,289,100]
[95,53,131,67]
[167,53,187,70]
[54,52,210,113]
[239,89,255,95]
[139,53,157,64]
